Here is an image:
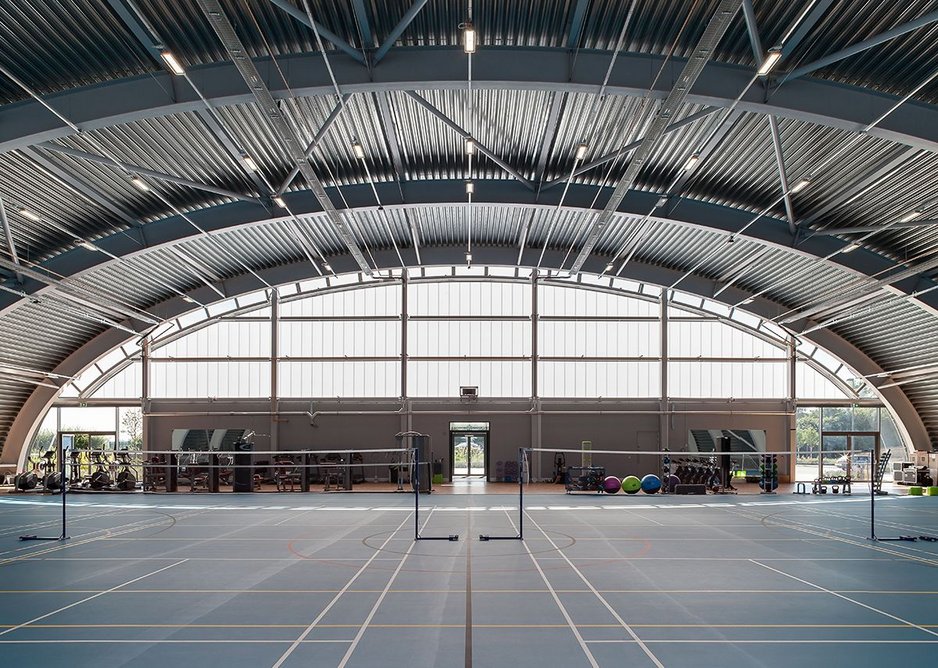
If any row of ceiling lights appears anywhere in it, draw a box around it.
[21,19,925,282]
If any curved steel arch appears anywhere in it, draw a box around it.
[2,179,935,320]
[2,258,925,470]
[1,48,937,154]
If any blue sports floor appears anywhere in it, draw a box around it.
[0,489,935,667]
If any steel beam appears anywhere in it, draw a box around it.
[267,0,366,64]
[350,0,374,49]
[20,147,142,228]
[198,0,372,274]
[277,94,349,195]
[766,115,796,235]
[373,0,429,65]
[0,196,23,283]
[3,48,938,155]
[569,0,741,274]
[809,219,938,237]
[405,91,535,190]
[374,92,406,182]
[786,9,938,83]
[662,109,742,207]
[542,108,718,190]
[534,92,566,185]
[566,0,591,49]
[105,0,163,60]
[779,0,836,62]
[741,0,764,63]
[40,143,260,204]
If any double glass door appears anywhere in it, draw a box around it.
[451,432,487,479]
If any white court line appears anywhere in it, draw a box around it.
[270,511,416,668]
[749,559,938,639]
[586,639,938,644]
[505,512,601,668]
[0,639,351,644]
[335,514,430,667]
[0,559,187,637]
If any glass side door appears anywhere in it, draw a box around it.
[451,431,488,479]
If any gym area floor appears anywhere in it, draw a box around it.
[0,489,935,667]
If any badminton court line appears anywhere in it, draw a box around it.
[505,513,602,668]
[749,559,938,639]
[518,509,668,668]
[335,511,441,668]
[0,559,188,638]
[271,511,417,668]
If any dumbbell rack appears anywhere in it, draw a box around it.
[760,454,778,494]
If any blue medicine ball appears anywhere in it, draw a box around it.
[640,474,661,494]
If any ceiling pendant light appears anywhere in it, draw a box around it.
[463,23,476,53]
[18,207,40,221]
[130,176,149,192]
[352,141,366,160]
[575,142,588,161]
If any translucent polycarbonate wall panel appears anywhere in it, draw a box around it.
[796,362,852,399]
[280,321,401,357]
[149,361,270,398]
[539,285,657,317]
[408,361,530,397]
[409,282,529,316]
[408,321,531,357]
[279,361,400,398]
[59,406,117,432]
[90,362,142,399]
[538,361,659,397]
[280,284,401,317]
[538,321,659,357]
[669,320,785,358]
[668,361,788,398]
[153,321,271,358]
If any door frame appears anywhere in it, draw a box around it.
[819,431,879,480]
[449,430,490,480]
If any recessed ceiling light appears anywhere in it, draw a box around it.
[241,153,258,171]
[757,47,782,77]
[790,177,811,194]
[160,51,186,76]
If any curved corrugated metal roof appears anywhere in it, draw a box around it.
[2,0,938,451]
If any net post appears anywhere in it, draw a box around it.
[479,446,525,541]
[869,448,876,541]
[413,444,458,541]
[20,437,69,542]
[519,447,524,541]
